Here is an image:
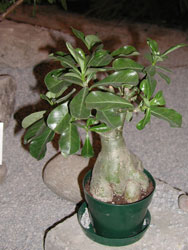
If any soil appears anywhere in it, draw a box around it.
[85,179,154,205]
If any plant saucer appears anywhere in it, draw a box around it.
[77,202,151,247]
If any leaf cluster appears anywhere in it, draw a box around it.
[22,28,186,160]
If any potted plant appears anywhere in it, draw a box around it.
[22,28,186,246]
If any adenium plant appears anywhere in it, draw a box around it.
[22,28,186,203]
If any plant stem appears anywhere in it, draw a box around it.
[0,0,24,21]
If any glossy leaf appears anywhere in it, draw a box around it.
[24,118,46,144]
[140,79,151,99]
[85,34,101,50]
[86,91,133,111]
[59,123,80,155]
[147,75,157,97]
[44,69,70,93]
[147,38,159,54]
[136,108,151,130]
[150,91,166,106]
[61,75,83,86]
[29,126,55,160]
[162,43,187,57]
[22,111,46,129]
[86,118,98,127]
[157,71,171,84]
[111,46,139,56]
[71,27,85,44]
[58,55,78,72]
[92,70,139,89]
[55,88,76,104]
[70,87,90,119]
[96,109,123,128]
[81,134,94,158]
[88,50,113,67]
[66,42,85,72]
[47,102,71,134]
[40,94,54,105]
[150,107,182,127]
[113,58,144,71]
[89,123,111,133]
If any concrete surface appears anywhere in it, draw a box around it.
[45,180,188,250]
[0,6,188,250]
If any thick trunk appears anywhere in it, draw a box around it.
[90,128,149,203]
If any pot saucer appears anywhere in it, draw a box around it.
[77,202,151,247]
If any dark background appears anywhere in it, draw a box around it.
[1,0,188,29]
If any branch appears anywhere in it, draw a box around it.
[0,0,24,21]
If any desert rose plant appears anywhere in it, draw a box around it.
[22,28,186,203]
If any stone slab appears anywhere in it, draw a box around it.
[0,75,16,127]
[0,163,7,184]
[45,180,188,250]
[8,5,188,67]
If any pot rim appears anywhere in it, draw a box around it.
[83,168,156,207]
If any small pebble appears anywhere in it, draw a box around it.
[178,194,188,212]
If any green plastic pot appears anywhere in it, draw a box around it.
[83,169,156,239]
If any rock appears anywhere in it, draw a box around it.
[43,154,90,203]
[0,163,7,184]
[178,194,188,212]
[0,75,16,127]
[0,20,54,68]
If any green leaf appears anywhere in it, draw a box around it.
[144,52,153,63]
[59,123,80,155]
[136,108,151,130]
[111,46,139,57]
[44,69,70,93]
[66,42,86,72]
[55,88,76,104]
[47,102,71,134]
[157,71,171,84]
[96,109,123,128]
[145,65,156,76]
[40,94,54,105]
[81,134,94,158]
[92,70,139,89]
[150,91,166,106]
[62,74,83,86]
[113,58,144,71]
[22,111,46,129]
[89,123,111,133]
[88,50,113,67]
[162,43,187,57]
[24,118,46,144]
[29,126,55,160]
[85,34,101,50]
[147,74,157,97]
[140,79,151,99]
[86,118,98,127]
[71,27,85,44]
[58,55,78,71]
[150,107,182,127]
[70,87,90,119]
[60,0,67,10]
[147,38,159,54]
[155,65,171,73]
[86,91,133,111]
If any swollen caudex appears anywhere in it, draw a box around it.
[90,129,150,203]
